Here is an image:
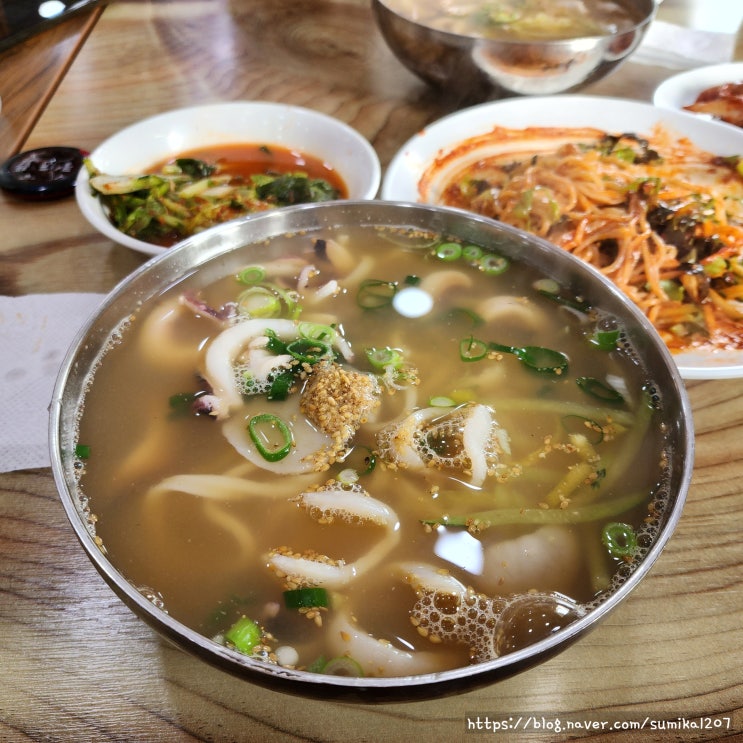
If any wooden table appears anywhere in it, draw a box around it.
[1,1,742,740]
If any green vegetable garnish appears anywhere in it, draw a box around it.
[283,587,329,610]
[577,376,624,403]
[224,616,262,655]
[435,241,463,261]
[357,279,397,309]
[488,341,568,375]
[248,413,293,462]
[75,444,91,459]
[601,522,638,559]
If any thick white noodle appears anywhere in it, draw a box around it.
[266,487,400,589]
[326,609,460,677]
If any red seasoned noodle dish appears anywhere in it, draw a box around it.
[420,124,743,353]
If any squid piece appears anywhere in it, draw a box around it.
[266,484,400,589]
[419,269,473,299]
[202,318,298,418]
[376,402,509,487]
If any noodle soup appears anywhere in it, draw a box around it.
[70,212,680,680]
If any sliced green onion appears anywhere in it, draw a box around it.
[248,413,292,462]
[577,376,624,403]
[366,346,403,370]
[224,616,262,654]
[601,522,638,559]
[75,444,91,460]
[267,370,295,401]
[459,335,489,362]
[286,338,332,364]
[462,244,484,262]
[237,286,281,318]
[478,252,509,275]
[321,656,364,677]
[435,241,462,261]
[298,321,336,343]
[357,279,397,309]
[236,265,266,284]
[404,274,421,286]
[283,587,329,610]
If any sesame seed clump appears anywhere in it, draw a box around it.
[300,361,381,465]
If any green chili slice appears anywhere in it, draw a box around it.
[459,335,489,362]
[357,279,397,309]
[248,414,292,462]
[225,616,262,654]
[435,241,463,261]
[283,587,329,609]
[489,342,569,375]
[577,376,624,403]
[601,522,638,559]
[590,327,620,351]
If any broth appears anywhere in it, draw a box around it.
[75,225,672,677]
[382,0,639,41]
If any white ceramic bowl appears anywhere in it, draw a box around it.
[76,101,382,256]
[653,62,743,125]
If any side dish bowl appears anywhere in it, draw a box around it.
[653,62,743,126]
[75,101,381,257]
[50,201,693,698]
[372,0,656,100]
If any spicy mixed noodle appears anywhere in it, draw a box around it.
[422,124,743,353]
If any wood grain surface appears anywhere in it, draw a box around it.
[0,1,741,741]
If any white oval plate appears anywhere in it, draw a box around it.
[653,62,743,124]
[76,101,381,257]
[382,95,743,379]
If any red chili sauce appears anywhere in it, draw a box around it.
[155,142,348,196]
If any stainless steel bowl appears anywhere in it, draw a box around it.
[50,201,693,698]
[372,0,656,100]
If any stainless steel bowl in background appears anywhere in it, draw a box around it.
[49,201,693,699]
[372,0,656,101]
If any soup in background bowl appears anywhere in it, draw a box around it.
[50,201,693,697]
